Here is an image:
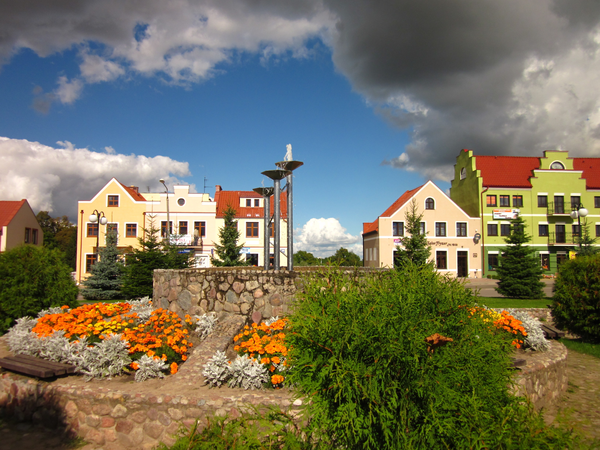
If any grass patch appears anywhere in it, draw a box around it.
[559,338,600,359]
[476,297,552,309]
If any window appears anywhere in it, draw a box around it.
[596,196,600,208]
[246,222,259,238]
[87,223,98,237]
[486,195,497,207]
[161,221,172,237]
[571,196,581,209]
[488,254,499,270]
[456,222,467,237]
[512,195,523,207]
[107,223,118,234]
[24,228,31,243]
[269,222,275,237]
[436,251,447,270]
[487,223,498,236]
[499,195,510,207]
[420,222,426,235]
[540,254,550,271]
[246,254,259,266]
[392,222,404,237]
[86,254,97,272]
[177,198,185,206]
[425,198,435,210]
[539,224,549,237]
[246,199,252,207]
[179,221,188,235]
[254,199,260,207]
[550,161,565,170]
[500,224,511,236]
[538,195,548,208]
[460,167,467,180]
[194,221,206,237]
[557,253,567,266]
[108,195,119,207]
[126,223,137,238]
[597,224,600,237]
[572,224,581,237]
[554,196,564,214]
[435,222,446,237]
[31,229,38,245]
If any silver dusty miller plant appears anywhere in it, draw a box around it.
[127,297,154,323]
[202,350,231,387]
[194,313,218,340]
[506,309,549,352]
[228,354,269,390]
[134,354,169,382]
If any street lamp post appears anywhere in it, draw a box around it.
[253,187,274,270]
[159,179,170,243]
[570,203,589,251]
[261,170,290,270]
[275,159,303,271]
[89,209,108,265]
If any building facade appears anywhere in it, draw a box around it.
[0,199,44,252]
[449,149,600,276]
[76,179,288,283]
[362,181,481,277]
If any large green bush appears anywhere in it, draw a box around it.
[0,245,78,334]
[551,254,600,342]
[286,265,575,450]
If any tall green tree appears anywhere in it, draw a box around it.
[324,247,362,266]
[211,206,249,267]
[496,216,545,299]
[575,221,598,256]
[81,230,124,300]
[121,217,193,299]
[36,211,77,270]
[0,245,78,333]
[294,250,321,266]
[394,199,431,269]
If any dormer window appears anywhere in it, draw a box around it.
[425,198,435,210]
[550,161,565,170]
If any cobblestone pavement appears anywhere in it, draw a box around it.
[543,349,600,448]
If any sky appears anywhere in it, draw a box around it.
[1,1,600,257]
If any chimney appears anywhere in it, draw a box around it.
[215,185,222,192]
[129,185,139,194]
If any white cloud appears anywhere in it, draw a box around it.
[0,137,192,220]
[55,76,84,104]
[80,53,125,83]
[294,217,361,258]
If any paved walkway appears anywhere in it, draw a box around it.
[464,277,555,298]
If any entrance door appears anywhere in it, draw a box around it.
[457,251,468,277]
[556,225,566,244]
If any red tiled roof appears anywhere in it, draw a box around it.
[362,220,378,235]
[574,158,600,189]
[380,185,423,218]
[0,199,27,228]
[215,190,288,219]
[117,181,146,201]
[475,156,540,188]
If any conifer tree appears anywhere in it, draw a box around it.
[211,205,249,267]
[121,217,193,299]
[496,216,545,299]
[394,199,431,269]
[576,221,598,256]
[81,230,124,300]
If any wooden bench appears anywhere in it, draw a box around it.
[0,354,77,378]
[540,323,565,339]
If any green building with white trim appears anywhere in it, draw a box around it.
[450,149,600,277]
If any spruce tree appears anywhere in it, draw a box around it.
[211,205,249,267]
[495,216,545,298]
[576,221,598,256]
[394,199,431,269]
[81,230,124,300]
[121,217,193,299]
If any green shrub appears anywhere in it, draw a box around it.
[0,245,78,334]
[286,265,576,450]
[551,254,600,342]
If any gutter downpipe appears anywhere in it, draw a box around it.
[480,186,489,277]
[78,209,84,285]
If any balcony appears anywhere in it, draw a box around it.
[548,231,576,245]
[547,201,573,216]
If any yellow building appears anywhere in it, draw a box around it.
[362,181,482,277]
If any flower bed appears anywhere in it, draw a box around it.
[5,298,216,382]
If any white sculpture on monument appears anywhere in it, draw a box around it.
[284,144,293,161]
